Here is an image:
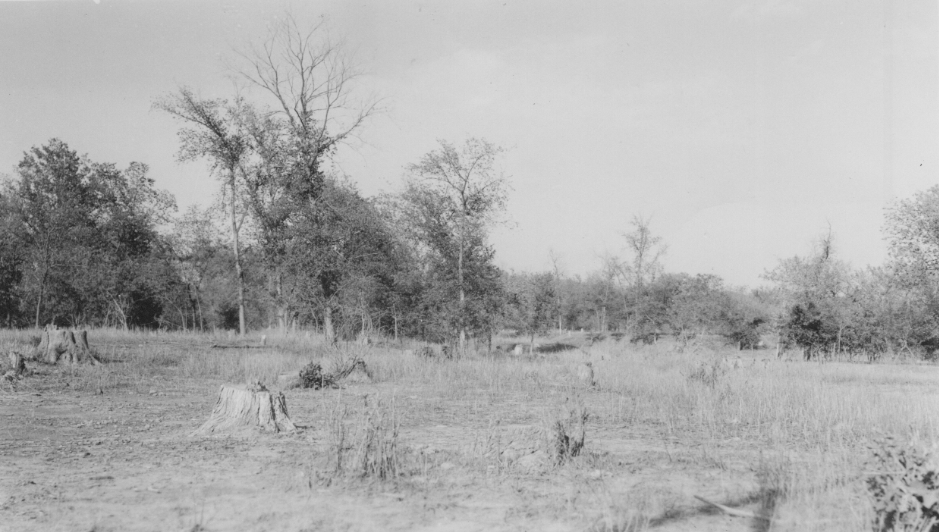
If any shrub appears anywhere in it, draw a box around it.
[299,362,331,389]
[867,436,939,532]
[546,399,588,465]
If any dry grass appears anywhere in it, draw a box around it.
[3,327,938,530]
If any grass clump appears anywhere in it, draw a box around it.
[683,357,728,389]
[548,399,589,466]
[326,395,403,482]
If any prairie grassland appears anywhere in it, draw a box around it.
[3,328,937,531]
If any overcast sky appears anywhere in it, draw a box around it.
[1,0,936,287]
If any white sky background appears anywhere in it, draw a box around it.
[0,0,936,287]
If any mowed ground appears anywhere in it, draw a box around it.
[2,329,938,532]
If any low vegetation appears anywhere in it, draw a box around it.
[4,327,939,530]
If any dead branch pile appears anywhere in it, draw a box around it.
[331,358,372,383]
[281,358,373,391]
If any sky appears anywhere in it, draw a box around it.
[0,0,936,287]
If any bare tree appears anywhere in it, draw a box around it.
[234,14,379,335]
[235,14,378,177]
[619,215,667,332]
[157,14,378,335]
[405,138,509,351]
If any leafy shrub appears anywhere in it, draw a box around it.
[867,436,939,532]
[299,362,331,389]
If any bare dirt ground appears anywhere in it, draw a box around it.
[0,331,923,531]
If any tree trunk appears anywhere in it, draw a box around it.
[196,294,205,332]
[458,235,466,353]
[276,274,288,333]
[34,268,47,329]
[195,383,296,435]
[229,169,247,336]
[324,306,335,344]
[393,306,399,342]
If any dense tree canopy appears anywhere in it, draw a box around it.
[0,139,178,328]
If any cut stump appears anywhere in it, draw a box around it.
[9,351,25,376]
[32,326,99,365]
[195,383,297,436]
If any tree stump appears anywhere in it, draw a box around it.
[195,383,297,436]
[9,351,25,376]
[33,327,99,365]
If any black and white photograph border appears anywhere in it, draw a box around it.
[0,1,937,531]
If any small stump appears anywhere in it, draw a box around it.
[9,351,26,376]
[195,382,297,436]
[575,362,595,387]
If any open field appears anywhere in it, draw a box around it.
[2,329,938,531]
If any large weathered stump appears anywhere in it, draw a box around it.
[196,383,297,435]
[32,327,99,365]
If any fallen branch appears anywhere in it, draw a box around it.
[210,344,267,349]
[693,495,769,521]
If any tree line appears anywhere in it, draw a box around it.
[3,15,939,359]
[4,132,939,361]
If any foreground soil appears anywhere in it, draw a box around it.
[0,342,798,532]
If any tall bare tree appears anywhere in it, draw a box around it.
[235,14,377,186]
[234,14,378,334]
[157,14,378,335]
[619,215,666,332]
